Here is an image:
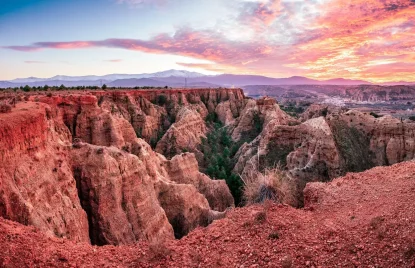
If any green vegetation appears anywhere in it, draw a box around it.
[259,141,293,171]
[241,111,263,141]
[23,85,31,92]
[205,112,219,123]
[370,112,382,118]
[199,111,266,205]
[0,85,175,92]
[330,120,374,171]
[200,113,244,205]
[409,116,415,121]
[150,128,167,149]
[321,107,328,117]
[280,103,305,117]
[156,94,168,106]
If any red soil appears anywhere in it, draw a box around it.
[1,161,415,267]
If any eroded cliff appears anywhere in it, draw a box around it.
[235,102,415,206]
[0,91,237,245]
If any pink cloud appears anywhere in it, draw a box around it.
[3,0,415,82]
[239,0,282,27]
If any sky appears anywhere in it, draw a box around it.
[1,0,414,82]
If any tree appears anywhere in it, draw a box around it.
[156,95,168,106]
[102,84,107,90]
[370,112,381,118]
[200,114,244,204]
[59,84,66,90]
[23,85,31,92]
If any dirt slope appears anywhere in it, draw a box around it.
[1,161,415,267]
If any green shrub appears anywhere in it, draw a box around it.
[200,116,243,204]
[330,121,374,172]
[23,85,31,92]
[205,112,219,123]
[370,112,382,118]
[157,95,168,106]
[268,231,280,240]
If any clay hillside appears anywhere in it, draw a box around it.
[0,88,415,267]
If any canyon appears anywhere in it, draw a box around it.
[1,87,415,266]
[0,88,242,245]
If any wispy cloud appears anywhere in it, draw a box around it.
[116,0,167,7]
[104,59,123,62]
[24,60,46,64]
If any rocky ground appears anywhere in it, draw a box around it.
[1,161,415,267]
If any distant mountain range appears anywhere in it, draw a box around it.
[1,69,414,88]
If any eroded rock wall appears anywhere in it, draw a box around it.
[0,93,237,245]
[235,105,415,206]
[0,102,90,243]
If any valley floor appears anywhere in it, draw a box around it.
[1,161,415,267]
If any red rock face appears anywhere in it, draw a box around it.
[234,103,415,206]
[71,143,174,245]
[0,90,238,245]
[165,153,234,211]
[155,107,207,158]
[0,102,89,243]
[30,88,245,150]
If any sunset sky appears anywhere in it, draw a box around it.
[1,0,414,82]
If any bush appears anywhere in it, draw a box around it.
[205,112,219,123]
[254,211,267,223]
[404,245,415,260]
[241,166,295,205]
[268,231,280,240]
[0,103,12,113]
[370,112,382,118]
[157,95,168,106]
[409,116,415,121]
